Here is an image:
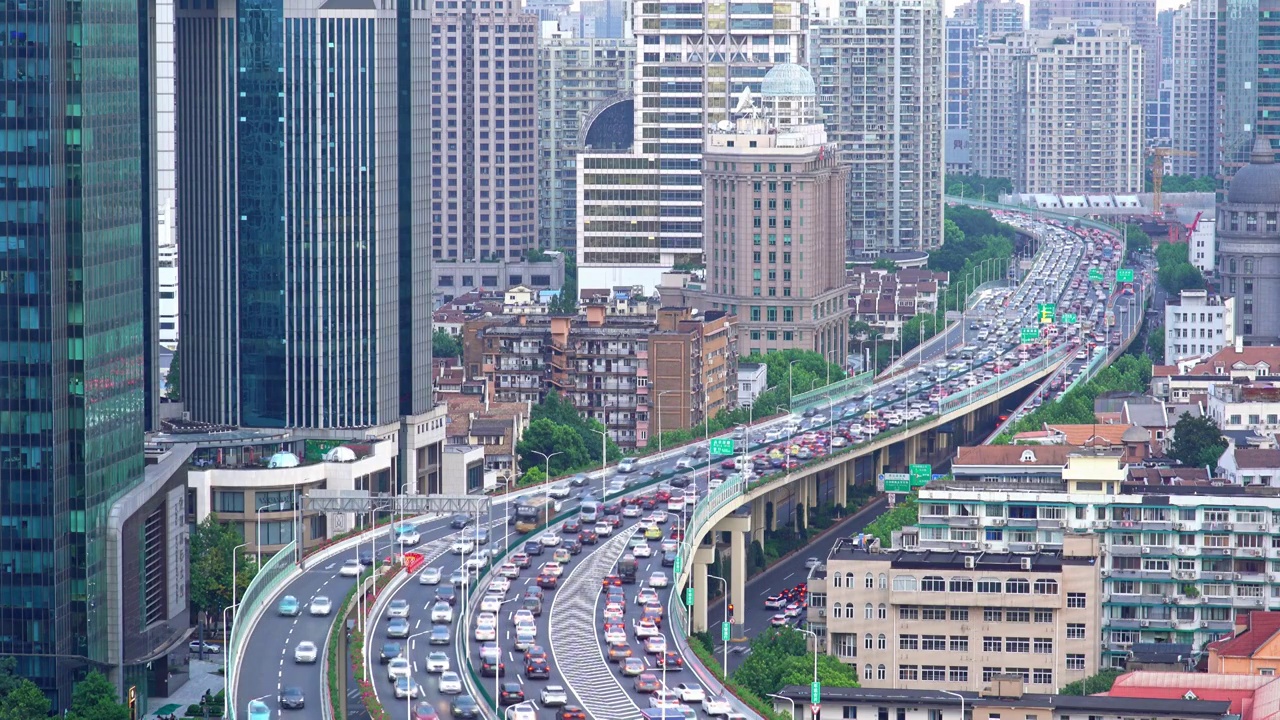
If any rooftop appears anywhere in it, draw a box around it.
[772,685,1230,717]
[1207,612,1280,659]
[953,444,1077,468]
[828,540,1092,571]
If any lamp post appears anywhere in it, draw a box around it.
[230,541,250,622]
[768,693,797,720]
[403,629,434,719]
[222,603,239,718]
[657,390,678,452]
[589,427,609,499]
[788,359,803,411]
[255,502,285,567]
[940,689,967,720]
[798,626,819,710]
[530,450,563,505]
[708,574,730,671]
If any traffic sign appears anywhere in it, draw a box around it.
[811,682,821,703]
[685,587,695,606]
[674,556,683,575]
[1063,312,1078,324]
[710,438,735,455]
[1089,267,1104,282]
[722,621,731,641]
[1037,303,1056,323]
[909,464,931,487]
[811,704,821,719]
[1116,268,1135,283]
[880,473,910,493]
[1020,327,1040,343]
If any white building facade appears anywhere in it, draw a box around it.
[1164,289,1234,364]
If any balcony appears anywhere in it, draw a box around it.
[1110,545,1143,556]
[1233,595,1266,608]
[1007,517,1038,529]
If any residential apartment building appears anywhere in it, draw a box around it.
[1207,383,1280,434]
[463,305,736,449]
[537,28,634,249]
[953,0,1024,35]
[1169,0,1216,177]
[814,0,945,257]
[1148,81,1172,147]
[158,220,179,349]
[813,534,1103,691]
[1189,214,1217,275]
[575,0,808,292]
[1164,289,1235,364]
[1217,0,1280,179]
[658,65,851,362]
[945,19,978,132]
[970,22,1145,194]
[1029,0,1160,102]
[912,452,1280,670]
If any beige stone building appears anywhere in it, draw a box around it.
[813,533,1102,691]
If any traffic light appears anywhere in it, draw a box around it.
[128,686,137,720]
[728,603,735,619]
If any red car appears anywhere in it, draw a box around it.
[634,673,662,693]
[413,702,440,720]
[601,574,623,591]
[557,707,587,720]
[656,651,683,669]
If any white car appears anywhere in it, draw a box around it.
[650,690,684,709]
[475,612,498,641]
[293,641,318,663]
[387,657,411,681]
[464,556,488,573]
[386,598,411,618]
[605,625,628,644]
[632,543,652,558]
[394,677,422,700]
[425,651,451,673]
[513,608,535,626]
[309,596,332,616]
[397,530,421,546]
[419,567,442,585]
[438,671,463,694]
[489,577,511,594]
[505,703,537,720]
[541,685,569,707]
[595,522,614,537]
[675,683,706,703]
[480,594,504,613]
[649,572,670,588]
[540,533,562,547]
[451,538,475,554]
[339,559,362,577]
[622,505,642,518]
[548,483,572,499]
[432,602,454,624]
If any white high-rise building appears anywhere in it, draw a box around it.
[1168,0,1216,176]
[970,21,1145,194]
[575,0,808,293]
[813,0,945,257]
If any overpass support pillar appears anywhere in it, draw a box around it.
[692,556,710,632]
[875,447,889,475]
[715,515,751,625]
[835,462,849,507]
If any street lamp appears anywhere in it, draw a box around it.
[657,390,678,452]
[403,629,435,719]
[222,603,239,718]
[255,502,286,566]
[788,359,803,410]
[768,693,797,720]
[530,450,562,504]
[707,574,730,671]
[798,626,819,709]
[940,689,967,720]
[589,427,609,499]
[230,541,250,611]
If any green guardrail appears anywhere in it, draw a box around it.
[228,541,296,720]
[791,371,873,412]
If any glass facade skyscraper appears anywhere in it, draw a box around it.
[0,0,150,708]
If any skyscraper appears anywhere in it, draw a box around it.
[952,0,1023,34]
[1216,0,1280,180]
[575,0,808,292]
[1029,0,1160,102]
[970,22,1145,194]
[814,0,945,256]
[176,4,437,434]
[0,0,157,708]
[945,18,977,132]
[1169,0,1216,176]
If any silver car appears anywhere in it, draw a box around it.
[387,598,411,618]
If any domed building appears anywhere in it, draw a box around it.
[1218,137,1280,345]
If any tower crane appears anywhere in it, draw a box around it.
[1149,147,1195,215]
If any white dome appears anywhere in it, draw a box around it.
[323,446,357,463]
[760,63,817,97]
[268,451,300,469]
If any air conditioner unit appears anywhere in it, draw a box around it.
[1201,621,1209,628]
[993,518,1007,526]
[1174,522,1187,531]
[1164,595,1174,603]
[1101,569,1110,577]
[1226,523,1236,531]
[1141,547,1151,554]
[1140,620,1150,627]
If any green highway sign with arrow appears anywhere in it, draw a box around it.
[710,438,735,455]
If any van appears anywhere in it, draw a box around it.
[521,595,543,617]
[617,457,638,473]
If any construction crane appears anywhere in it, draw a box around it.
[1149,147,1196,215]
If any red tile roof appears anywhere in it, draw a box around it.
[1188,346,1280,376]
[1208,612,1280,659]
[1108,671,1274,720]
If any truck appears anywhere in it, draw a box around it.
[618,554,639,583]
[513,496,559,533]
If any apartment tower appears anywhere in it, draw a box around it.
[970,22,1145,194]
[1030,0,1159,101]
[1169,0,1216,176]
[814,0,945,257]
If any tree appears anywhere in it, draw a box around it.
[1147,326,1165,361]
[432,328,461,358]
[65,671,128,720]
[871,258,899,273]
[944,173,1013,201]
[1169,412,1228,469]
[189,514,258,624]
[863,494,918,545]
[548,252,578,314]
[1059,669,1122,696]
[1124,224,1152,256]
[731,627,813,700]
[165,348,181,400]
[0,679,51,720]
[777,653,860,689]
[515,418,591,478]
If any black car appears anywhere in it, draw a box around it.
[380,642,403,664]
[604,501,622,515]
[578,529,598,545]
[526,659,551,679]
[358,549,374,565]
[451,695,481,719]
[480,659,506,677]
[662,551,677,567]
[563,519,581,534]
[564,537,583,554]
[500,682,525,705]
[569,474,590,487]
[436,585,457,605]
[280,687,305,709]
[450,514,472,529]
[523,541,544,556]
[669,475,690,489]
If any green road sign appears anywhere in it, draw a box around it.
[811,682,821,704]
[1063,312,1079,324]
[686,587,695,606]
[673,556,683,575]
[1020,327,1040,343]
[1089,268,1104,282]
[722,621,731,641]
[882,473,910,493]
[1037,303,1056,323]
[1116,268,1135,283]
[909,464,932,487]
[710,438,735,455]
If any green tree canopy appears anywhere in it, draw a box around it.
[515,391,621,478]
[432,329,461,358]
[1144,174,1216,194]
[1155,242,1207,295]
[777,653,860,689]
[548,252,578,314]
[165,348,181,400]
[864,494,918,546]
[1169,412,1228,469]
[1124,224,1152,256]
[1059,669,1122,696]
[0,679,51,720]
[871,258,899,272]
[189,514,258,622]
[65,671,128,720]
[993,355,1153,442]
[944,174,1013,202]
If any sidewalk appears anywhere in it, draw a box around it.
[146,657,224,718]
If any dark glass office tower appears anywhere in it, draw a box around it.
[176,0,434,430]
[0,0,150,708]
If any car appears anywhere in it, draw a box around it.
[189,640,221,654]
[497,563,521,578]
[280,686,305,709]
[395,677,423,700]
[634,672,662,693]
[552,548,572,564]
[379,641,403,663]
[451,695,481,719]
[662,551,677,567]
[601,574,623,592]
[419,567,442,585]
[784,602,803,618]
[293,638,317,661]
[489,577,511,594]
[340,559,363,577]
[247,700,271,720]
[387,598,411,618]
[449,568,469,586]
[556,707,587,720]
[511,552,532,568]
[621,657,647,676]
[278,595,301,616]
[618,457,638,473]
[524,541,545,556]
[436,585,457,605]
[506,704,538,720]
[675,683,706,703]
[564,537,583,554]
[540,533,563,547]
[650,571,670,588]
[635,617,660,638]
[541,685,569,707]
[438,671,464,694]
[569,473,591,487]
[650,690,683,709]
[513,630,536,651]
[479,641,502,663]
[432,602,454,623]
[644,635,667,654]
[513,608,535,626]
[397,528,421,546]
[426,651,451,673]
[607,642,633,662]
[563,518,582,534]
[548,483,572,499]
[309,596,332,616]
[526,659,551,679]
[770,613,788,626]
[451,538,475,554]
[579,529,598,544]
[657,651,684,670]
[764,595,786,609]
[702,696,733,716]
[388,657,412,681]
[464,555,489,573]
[623,504,642,518]
[414,702,441,720]
[644,525,663,540]
[595,521,614,537]
[386,617,410,638]
[480,594,504,613]
[500,682,525,705]
[604,623,628,645]
[450,514,473,529]
[481,658,507,677]
[431,624,451,645]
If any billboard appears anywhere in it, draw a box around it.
[945,129,970,167]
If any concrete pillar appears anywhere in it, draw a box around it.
[692,558,709,632]
[731,528,746,620]
[835,462,849,507]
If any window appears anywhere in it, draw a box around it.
[877,634,886,650]
[1006,609,1030,623]
[1034,609,1053,623]
[1067,623,1086,639]
[1005,637,1030,653]
[951,608,969,621]
[949,577,974,593]
[1033,579,1059,594]
[893,575,918,592]
[877,665,886,681]
[215,491,245,514]
[878,603,887,619]
[899,606,919,620]
[983,636,1002,652]
[921,635,947,651]
[922,576,946,592]
[865,573,875,589]
[984,608,1003,622]
[1006,578,1031,594]
[865,603,873,619]
[1033,668,1053,685]
[898,665,919,681]
[983,668,1001,683]
[921,666,947,682]
[949,667,969,683]
[949,636,969,652]
[900,634,919,650]
[1033,638,1054,654]
[1067,593,1087,609]
[879,574,888,589]
[257,519,294,546]
[922,607,948,620]
[977,578,1002,593]
[865,633,873,650]
[1067,654,1086,670]
[256,489,297,510]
